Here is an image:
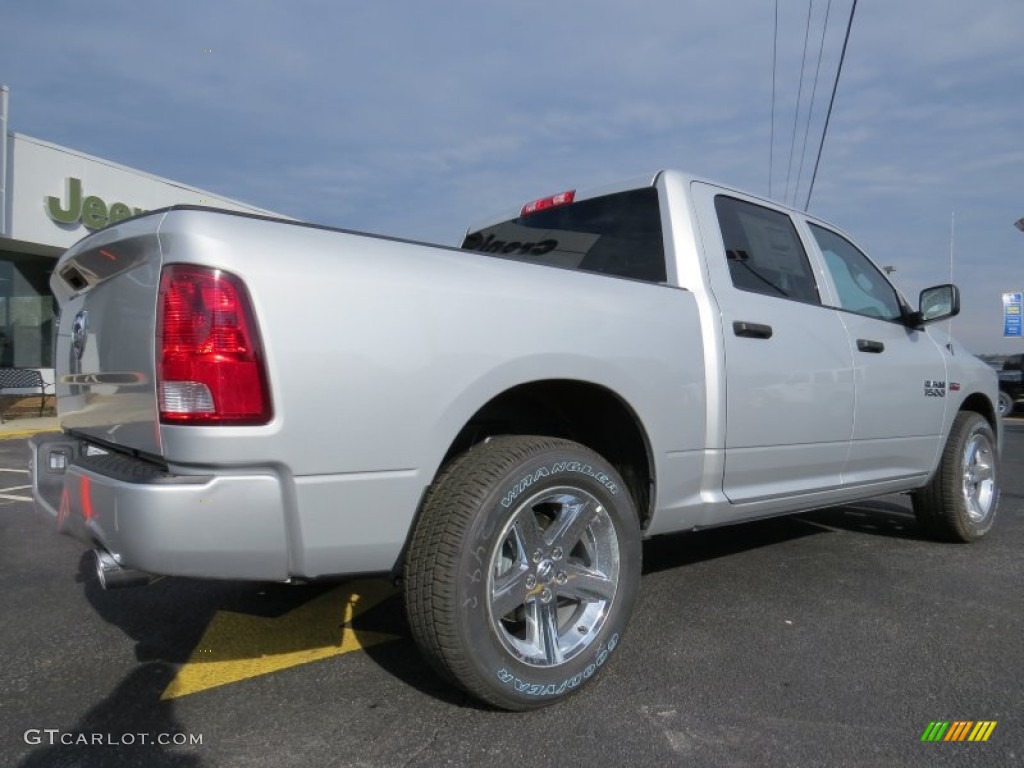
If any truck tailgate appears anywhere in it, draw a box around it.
[50,214,165,458]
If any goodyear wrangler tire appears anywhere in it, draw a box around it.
[912,412,999,542]
[404,435,641,710]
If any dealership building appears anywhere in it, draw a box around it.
[0,85,282,385]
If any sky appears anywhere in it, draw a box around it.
[2,0,1022,354]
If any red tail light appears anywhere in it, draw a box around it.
[157,265,272,425]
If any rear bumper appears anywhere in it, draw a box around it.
[29,432,290,580]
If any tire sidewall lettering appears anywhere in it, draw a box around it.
[494,633,621,698]
[500,460,619,510]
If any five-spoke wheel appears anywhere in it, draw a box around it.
[488,488,620,668]
[404,436,640,710]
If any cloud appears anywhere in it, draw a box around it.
[2,0,1023,351]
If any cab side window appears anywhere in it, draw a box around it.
[808,224,903,321]
[714,196,820,304]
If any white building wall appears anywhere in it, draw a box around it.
[7,133,286,249]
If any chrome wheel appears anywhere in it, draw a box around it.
[962,432,996,523]
[997,391,1014,417]
[913,411,999,543]
[488,486,620,668]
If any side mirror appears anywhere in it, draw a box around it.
[908,284,960,327]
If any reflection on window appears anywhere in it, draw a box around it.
[714,196,820,304]
[809,224,902,321]
[462,188,667,283]
[0,256,57,367]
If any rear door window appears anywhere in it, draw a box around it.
[461,188,666,283]
[713,196,821,304]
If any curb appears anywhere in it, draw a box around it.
[0,427,60,440]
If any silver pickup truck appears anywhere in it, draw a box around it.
[30,170,1001,710]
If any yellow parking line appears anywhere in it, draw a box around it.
[162,579,400,699]
[0,428,59,440]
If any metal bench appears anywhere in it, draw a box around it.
[0,367,53,422]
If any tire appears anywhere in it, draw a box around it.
[912,412,999,542]
[997,391,1015,417]
[403,436,641,710]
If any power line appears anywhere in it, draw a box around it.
[794,0,833,206]
[804,0,858,211]
[769,0,779,198]
[784,0,815,206]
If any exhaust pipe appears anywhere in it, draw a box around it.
[93,549,153,590]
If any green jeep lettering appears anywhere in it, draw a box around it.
[45,177,147,230]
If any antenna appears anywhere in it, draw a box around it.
[949,212,955,284]
[948,212,955,348]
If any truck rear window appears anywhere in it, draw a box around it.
[461,188,666,283]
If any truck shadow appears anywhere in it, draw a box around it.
[17,663,201,768]
[47,495,929,731]
[642,514,826,575]
[17,554,235,766]
[797,498,922,540]
[71,550,467,710]
[15,552,209,768]
[642,496,927,575]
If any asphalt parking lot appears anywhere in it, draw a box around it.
[1,423,1022,768]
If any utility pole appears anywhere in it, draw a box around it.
[0,85,8,237]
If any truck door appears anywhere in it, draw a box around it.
[803,222,948,483]
[691,185,855,504]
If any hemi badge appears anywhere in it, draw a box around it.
[949,382,961,391]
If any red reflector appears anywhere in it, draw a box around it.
[157,265,272,425]
[80,475,94,521]
[521,189,576,216]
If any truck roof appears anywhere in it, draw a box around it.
[462,169,841,237]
